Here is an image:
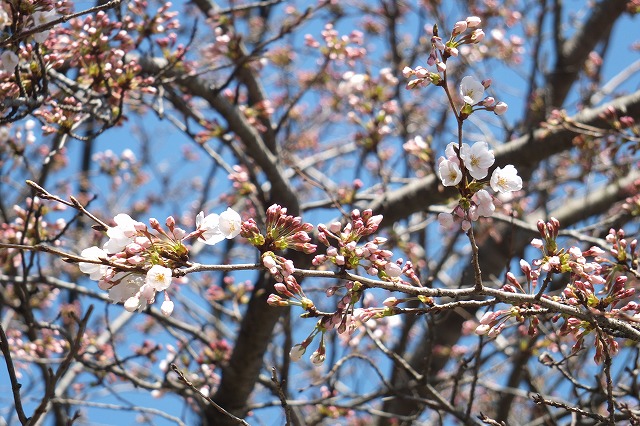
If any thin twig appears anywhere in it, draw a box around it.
[170,363,249,425]
[270,367,293,426]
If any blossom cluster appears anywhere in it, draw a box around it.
[436,140,522,231]
[78,209,241,315]
[304,23,366,64]
[403,16,484,88]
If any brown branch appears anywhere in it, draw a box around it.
[0,322,29,424]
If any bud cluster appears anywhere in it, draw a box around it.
[313,210,405,281]
[240,204,316,254]
[404,16,484,90]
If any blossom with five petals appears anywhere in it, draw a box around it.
[438,158,463,186]
[490,165,523,193]
[460,141,494,179]
[146,265,172,291]
[459,76,484,105]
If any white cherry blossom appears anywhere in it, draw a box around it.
[437,158,462,186]
[0,50,19,73]
[104,213,143,253]
[460,141,494,179]
[219,208,242,239]
[146,265,172,291]
[473,189,495,217]
[78,246,109,280]
[490,165,523,193]
[32,10,57,43]
[459,76,484,105]
[196,208,241,245]
[108,275,145,303]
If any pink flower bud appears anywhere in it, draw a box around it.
[483,97,495,107]
[431,36,445,51]
[262,254,277,269]
[289,344,306,361]
[161,300,174,316]
[466,16,482,27]
[453,20,468,35]
[267,294,288,306]
[494,101,508,115]
[475,324,491,335]
[471,29,485,43]
[166,216,175,228]
[368,215,383,227]
[329,222,342,233]
[383,296,398,306]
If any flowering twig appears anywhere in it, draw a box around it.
[0,0,123,48]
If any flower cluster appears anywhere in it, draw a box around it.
[78,209,241,315]
[304,23,366,64]
[476,219,637,363]
[245,205,317,310]
[240,204,316,254]
[403,17,488,93]
[312,210,405,278]
[436,141,522,231]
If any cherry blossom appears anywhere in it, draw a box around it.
[108,275,145,304]
[438,212,455,230]
[195,207,241,245]
[490,165,523,193]
[104,214,144,253]
[78,246,109,280]
[460,76,485,105]
[460,141,495,179]
[218,208,242,240]
[146,265,172,291]
[0,51,19,73]
[437,158,463,186]
[32,10,57,43]
[473,189,496,217]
